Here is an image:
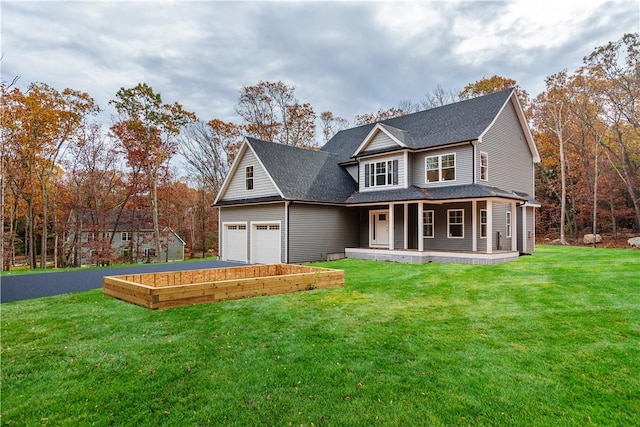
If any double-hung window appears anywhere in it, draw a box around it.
[423,210,434,238]
[245,166,254,190]
[425,153,456,183]
[480,209,488,238]
[448,209,464,238]
[364,160,399,188]
[506,211,512,238]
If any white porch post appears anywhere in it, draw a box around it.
[418,203,424,252]
[486,200,493,254]
[403,203,409,249]
[389,203,394,250]
[511,201,518,252]
[521,205,527,254]
[471,200,478,252]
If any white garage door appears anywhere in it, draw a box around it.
[252,223,281,264]
[224,224,247,262]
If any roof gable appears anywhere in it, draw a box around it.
[353,123,409,157]
[213,139,284,204]
[478,91,540,162]
[216,138,357,205]
[322,89,516,163]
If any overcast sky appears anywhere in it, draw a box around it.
[2,0,639,128]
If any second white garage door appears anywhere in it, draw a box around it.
[252,223,281,264]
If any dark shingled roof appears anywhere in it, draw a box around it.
[321,88,514,163]
[218,90,536,207]
[246,138,358,204]
[345,184,533,205]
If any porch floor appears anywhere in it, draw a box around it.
[345,247,520,265]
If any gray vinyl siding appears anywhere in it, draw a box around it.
[479,100,535,194]
[527,206,535,252]
[345,164,359,182]
[164,235,185,262]
[359,152,406,192]
[492,203,512,251]
[219,203,286,262]
[362,131,399,153]
[477,201,487,252]
[288,204,359,263]
[393,204,404,249]
[412,145,474,188]
[517,205,535,254]
[220,148,279,201]
[422,202,473,251]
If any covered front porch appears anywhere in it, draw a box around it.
[345,197,529,265]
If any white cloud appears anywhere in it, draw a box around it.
[2,0,638,129]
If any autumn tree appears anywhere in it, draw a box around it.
[61,123,128,266]
[235,81,318,148]
[1,82,99,268]
[532,72,574,244]
[459,75,530,110]
[179,118,242,192]
[319,111,348,143]
[354,107,407,126]
[110,83,196,261]
[422,84,460,109]
[583,33,640,229]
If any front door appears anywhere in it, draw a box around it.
[370,210,389,247]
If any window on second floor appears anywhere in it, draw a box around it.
[480,152,488,181]
[364,159,399,188]
[121,232,131,241]
[426,153,455,183]
[245,166,254,190]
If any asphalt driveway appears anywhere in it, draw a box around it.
[0,260,245,303]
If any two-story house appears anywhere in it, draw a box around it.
[214,88,540,264]
[66,211,186,266]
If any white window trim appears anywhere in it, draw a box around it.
[423,210,435,238]
[245,166,254,190]
[425,153,456,183]
[447,209,465,239]
[506,211,512,238]
[368,160,395,188]
[121,231,131,241]
[480,209,488,239]
[480,152,488,181]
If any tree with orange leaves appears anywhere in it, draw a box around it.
[110,83,196,262]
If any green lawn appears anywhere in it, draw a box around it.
[2,246,639,426]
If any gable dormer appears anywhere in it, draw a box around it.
[353,123,409,157]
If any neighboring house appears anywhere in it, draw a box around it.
[68,213,186,265]
[214,88,540,265]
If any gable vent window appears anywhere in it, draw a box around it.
[426,153,456,183]
[245,166,254,190]
[364,160,399,188]
[480,152,488,181]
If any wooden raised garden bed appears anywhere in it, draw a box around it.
[103,264,344,309]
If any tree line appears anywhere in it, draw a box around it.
[1,33,638,270]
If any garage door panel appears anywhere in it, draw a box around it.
[253,223,281,264]
[224,224,247,262]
